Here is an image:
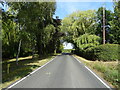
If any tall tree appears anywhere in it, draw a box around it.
[109,0,120,44]
[2,9,20,58]
[8,2,57,56]
[61,10,97,48]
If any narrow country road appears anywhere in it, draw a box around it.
[7,55,111,89]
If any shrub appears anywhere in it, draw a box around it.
[85,44,120,61]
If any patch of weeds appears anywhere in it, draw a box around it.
[92,63,107,73]
[104,69,118,87]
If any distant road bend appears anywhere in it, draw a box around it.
[7,54,112,89]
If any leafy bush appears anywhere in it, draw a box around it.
[85,44,119,61]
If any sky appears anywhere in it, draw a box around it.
[53,1,114,19]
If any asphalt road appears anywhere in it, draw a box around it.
[7,55,111,89]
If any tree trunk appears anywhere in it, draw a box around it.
[16,40,22,65]
[32,46,35,60]
[36,35,42,57]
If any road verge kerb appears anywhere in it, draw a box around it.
[6,56,58,89]
[72,55,112,90]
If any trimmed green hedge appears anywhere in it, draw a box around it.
[85,44,120,61]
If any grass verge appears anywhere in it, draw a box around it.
[74,55,119,89]
[2,54,58,89]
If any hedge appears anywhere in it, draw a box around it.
[85,44,120,61]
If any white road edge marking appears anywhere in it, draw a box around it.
[84,66,112,89]
[7,56,58,89]
[73,56,112,90]
[72,56,81,63]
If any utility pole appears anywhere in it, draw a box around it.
[103,3,106,44]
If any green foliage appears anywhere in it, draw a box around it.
[2,13,19,58]
[61,10,97,43]
[2,2,60,58]
[85,44,119,61]
[62,49,73,53]
[9,2,57,56]
[74,34,100,50]
[109,1,120,44]
[57,44,64,53]
[42,24,55,45]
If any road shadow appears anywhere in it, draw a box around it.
[61,53,73,55]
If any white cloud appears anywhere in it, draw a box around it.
[63,42,74,49]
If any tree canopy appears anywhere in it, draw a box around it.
[2,1,64,60]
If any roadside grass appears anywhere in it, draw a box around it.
[74,55,119,88]
[2,54,58,89]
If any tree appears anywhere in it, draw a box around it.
[61,10,98,49]
[8,2,57,57]
[109,0,120,44]
[2,9,20,58]
[61,10,97,39]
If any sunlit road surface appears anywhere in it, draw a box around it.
[6,55,112,89]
